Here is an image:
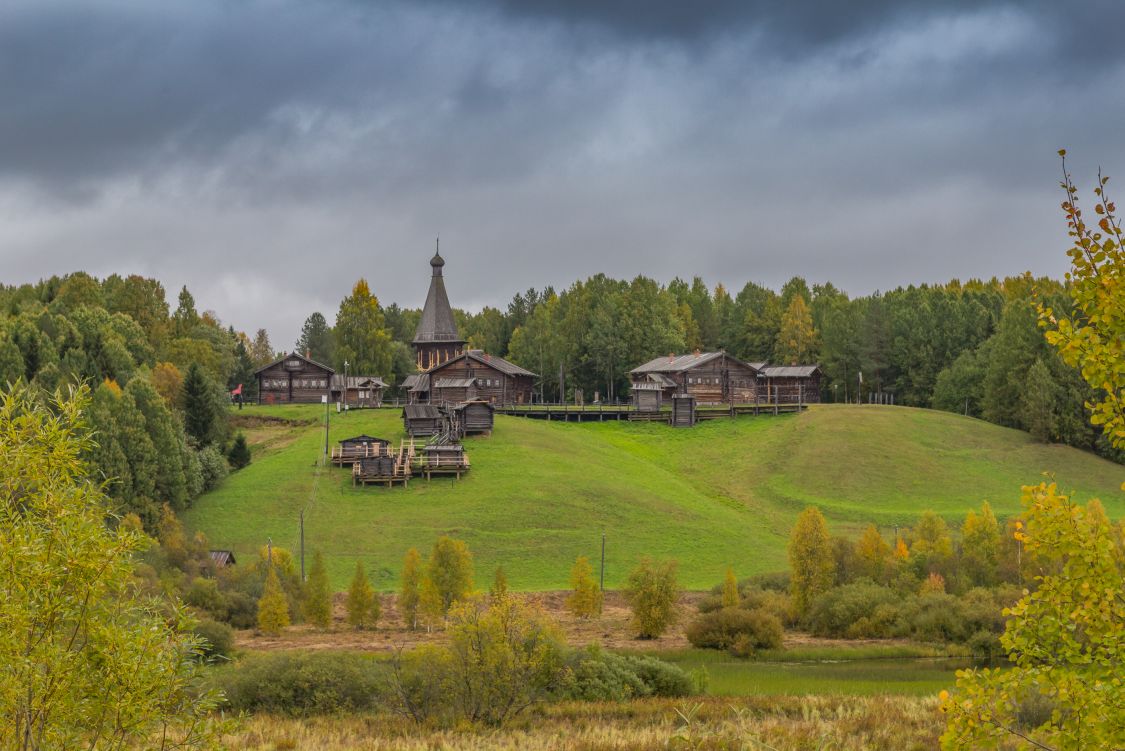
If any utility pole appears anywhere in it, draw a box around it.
[267,536,273,573]
[343,359,349,415]
[323,395,329,464]
[299,508,305,582]
[600,532,606,591]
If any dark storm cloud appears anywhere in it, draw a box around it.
[1,0,1123,343]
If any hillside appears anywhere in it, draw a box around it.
[183,404,1125,590]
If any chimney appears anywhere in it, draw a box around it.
[305,349,310,359]
[693,348,701,357]
[669,352,675,363]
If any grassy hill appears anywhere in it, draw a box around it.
[183,404,1125,591]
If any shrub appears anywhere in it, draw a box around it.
[197,445,229,491]
[967,629,1005,667]
[686,607,783,656]
[804,580,900,638]
[185,576,228,621]
[192,619,234,661]
[567,556,603,618]
[214,651,388,715]
[746,571,790,593]
[556,647,694,701]
[624,557,680,639]
[224,590,257,629]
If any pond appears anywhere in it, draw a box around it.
[656,650,968,696]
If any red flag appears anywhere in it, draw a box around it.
[231,384,243,396]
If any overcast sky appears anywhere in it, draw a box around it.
[2,0,1123,344]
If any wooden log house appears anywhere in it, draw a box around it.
[331,434,392,466]
[330,375,388,407]
[629,351,763,406]
[255,352,334,405]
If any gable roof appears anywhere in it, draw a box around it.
[427,350,537,378]
[330,375,388,390]
[209,550,237,567]
[254,351,335,376]
[760,365,822,378]
[338,434,389,445]
[413,250,465,344]
[631,352,760,376]
[402,404,442,419]
[404,373,431,392]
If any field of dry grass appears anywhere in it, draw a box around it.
[223,695,944,750]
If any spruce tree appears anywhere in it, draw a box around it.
[399,547,422,630]
[345,561,375,629]
[181,362,216,446]
[1022,358,1057,442]
[257,566,291,635]
[303,551,332,628]
[227,433,251,469]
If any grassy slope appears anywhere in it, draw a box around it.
[183,404,1125,591]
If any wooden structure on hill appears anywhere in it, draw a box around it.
[415,444,471,479]
[209,550,237,568]
[671,394,696,427]
[330,375,387,407]
[759,365,823,403]
[255,352,333,405]
[352,439,415,487]
[402,404,445,437]
[456,400,495,435]
[412,245,467,372]
[405,250,537,407]
[331,435,392,466]
[629,351,762,406]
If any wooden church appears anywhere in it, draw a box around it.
[402,248,536,405]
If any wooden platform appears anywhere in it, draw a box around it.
[495,401,809,424]
[352,439,415,487]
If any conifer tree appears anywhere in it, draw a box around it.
[227,432,251,469]
[345,561,375,629]
[296,312,334,364]
[399,547,422,631]
[1021,358,1057,442]
[567,555,603,618]
[787,507,834,616]
[774,294,819,364]
[181,362,217,446]
[303,551,332,628]
[257,566,290,635]
[721,566,740,608]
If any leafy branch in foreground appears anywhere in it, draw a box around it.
[940,482,1125,750]
[0,383,225,750]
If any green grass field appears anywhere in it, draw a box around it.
[183,404,1125,590]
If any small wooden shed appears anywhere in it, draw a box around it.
[457,400,495,435]
[332,434,391,466]
[671,394,696,427]
[632,381,664,412]
[402,404,444,437]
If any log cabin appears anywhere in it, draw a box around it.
[422,350,535,405]
[255,352,334,405]
[330,375,387,407]
[629,351,762,406]
[402,404,445,436]
[456,400,495,435]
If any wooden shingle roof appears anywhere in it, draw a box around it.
[413,250,465,345]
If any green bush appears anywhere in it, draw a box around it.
[967,629,1005,667]
[685,607,783,655]
[213,651,389,716]
[192,619,234,661]
[197,445,229,491]
[804,580,900,638]
[746,571,789,593]
[555,647,694,701]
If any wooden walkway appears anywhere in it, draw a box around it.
[493,401,808,424]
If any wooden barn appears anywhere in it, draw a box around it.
[456,400,495,435]
[431,377,478,405]
[671,394,696,427]
[629,352,762,405]
[331,375,387,407]
[255,352,334,405]
[759,365,823,403]
[402,404,445,437]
